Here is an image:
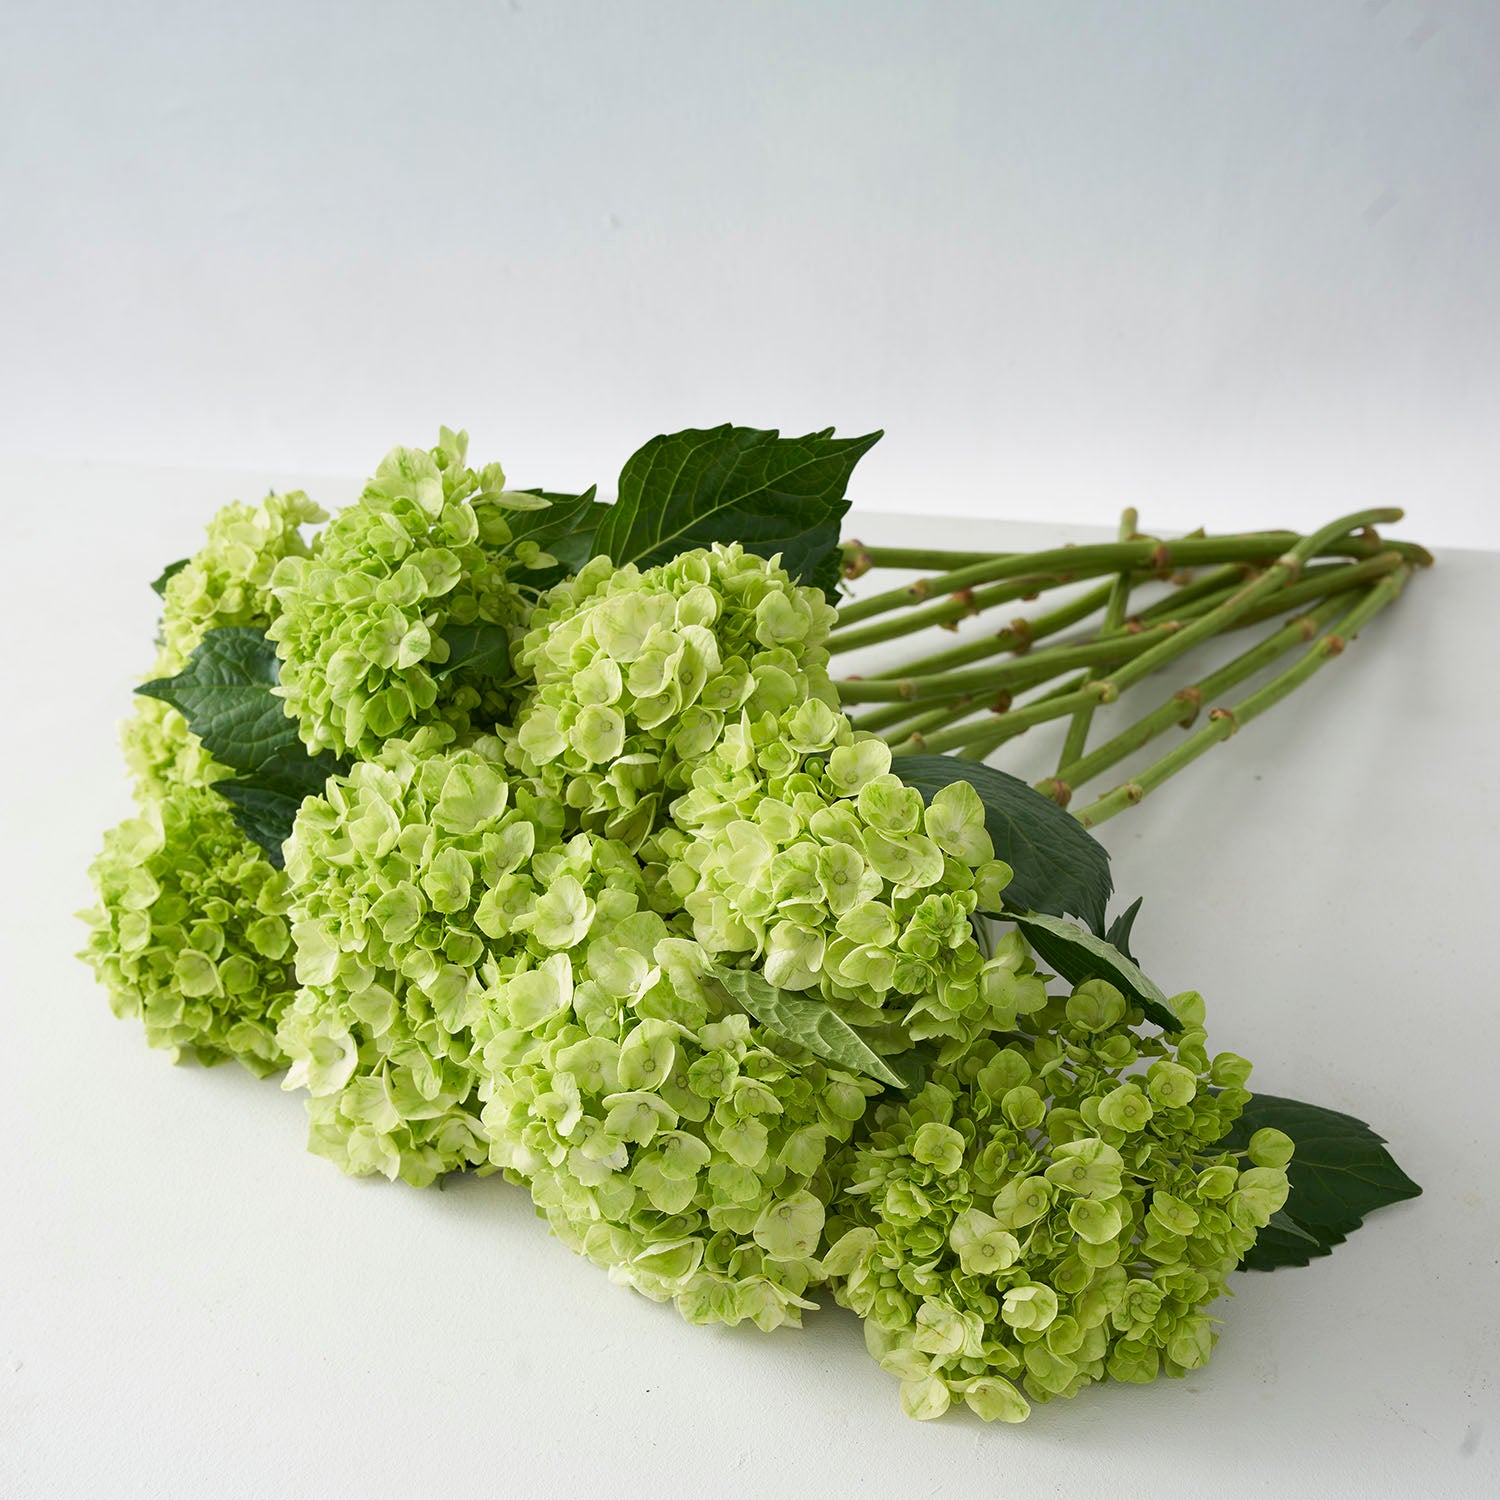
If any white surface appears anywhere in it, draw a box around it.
[4,464,1497,1499]
[3,1,1500,549]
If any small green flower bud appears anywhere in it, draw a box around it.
[1248,1127,1295,1169]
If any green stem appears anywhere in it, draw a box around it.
[1070,568,1410,827]
[1122,554,1402,639]
[840,543,1016,574]
[882,697,992,748]
[836,622,1181,704]
[828,571,1085,655]
[869,577,1120,679]
[846,697,956,735]
[837,542,1406,772]
[883,549,1406,759]
[1034,592,1353,804]
[832,521,1427,631]
[1057,509,1137,771]
[833,548,1374,660]
[1096,508,1402,700]
[892,671,1100,759]
[1132,563,1253,624]
[908,682,1109,757]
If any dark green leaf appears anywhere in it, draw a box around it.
[137,628,295,775]
[215,782,311,868]
[804,537,852,606]
[892,756,1113,933]
[432,622,512,682]
[590,425,881,584]
[711,965,905,1088]
[1105,896,1144,964]
[137,627,345,861]
[1225,1093,1422,1272]
[885,1041,941,1096]
[802,520,849,604]
[507,487,608,588]
[247,741,340,797]
[1234,1210,1346,1272]
[1008,910,1178,1031]
[150,557,190,596]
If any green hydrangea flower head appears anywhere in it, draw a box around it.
[124,488,326,796]
[122,695,230,799]
[647,704,1030,1051]
[477,917,883,1331]
[268,429,547,759]
[156,489,327,675]
[820,979,1287,1420]
[278,727,564,1186]
[506,543,839,848]
[78,784,297,1075]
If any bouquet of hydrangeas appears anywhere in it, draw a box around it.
[81,425,1422,1422]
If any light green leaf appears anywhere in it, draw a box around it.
[711,964,904,1088]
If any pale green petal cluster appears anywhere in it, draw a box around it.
[648,704,1030,1049]
[821,980,1288,1421]
[156,489,327,675]
[268,429,541,758]
[79,784,296,1075]
[85,487,1301,1422]
[277,729,561,1185]
[506,544,838,847]
[122,694,231,799]
[83,490,323,1066]
[279,722,879,1325]
[479,909,881,1330]
[126,488,326,796]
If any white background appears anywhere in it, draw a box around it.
[3,0,1499,547]
[5,5,1499,1496]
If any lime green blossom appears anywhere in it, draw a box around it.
[268,429,547,759]
[124,488,325,795]
[821,978,1288,1421]
[505,544,838,848]
[277,729,560,1185]
[280,721,879,1326]
[477,908,883,1331]
[79,784,296,1075]
[156,490,326,675]
[122,695,231,798]
[647,704,1032,1050]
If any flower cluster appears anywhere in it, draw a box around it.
[79,784,296,1075]
[506,544,837,848]
[479,907,882,1331]
[821,979,1290,1421]
[279,718,882,1324]
[268,429,546,759]
[648,704,1030,1049]
[84,473,1304,1425]
[86,488,322,1070]
[124,488,325,796]
[277,729,562,1186]
[155,489,327,676]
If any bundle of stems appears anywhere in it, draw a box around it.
[831,509,1431,828]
